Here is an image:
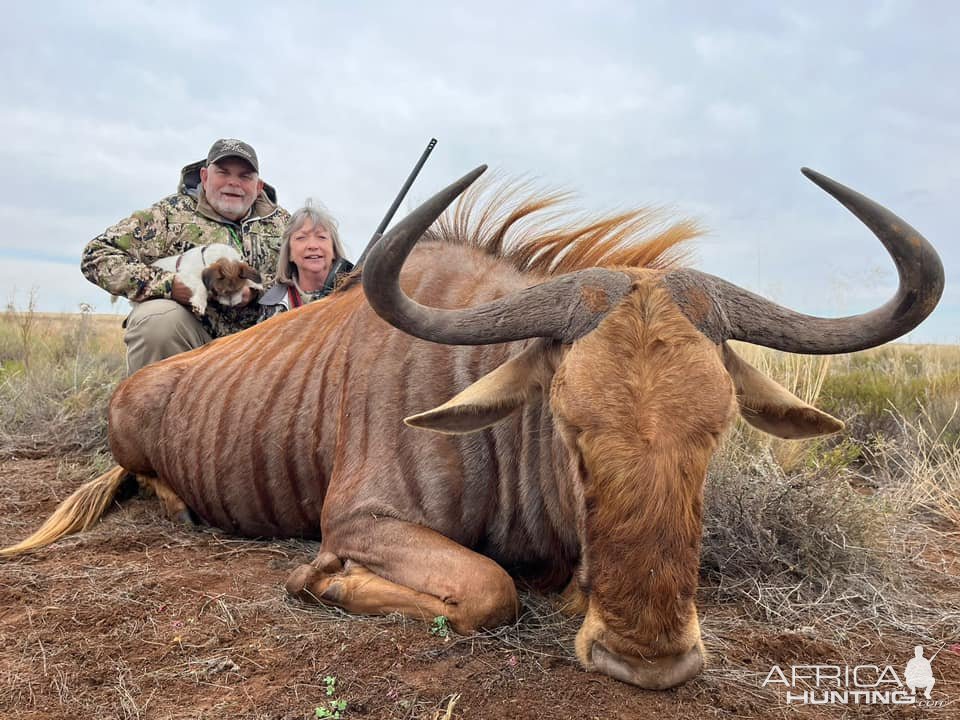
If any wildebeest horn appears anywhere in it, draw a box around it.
[663,168,944,353]
[363,167,634,345]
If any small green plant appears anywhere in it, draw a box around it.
[430,615,450,638]
[315,699,347,719]
[315,676,347,718]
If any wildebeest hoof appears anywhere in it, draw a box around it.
[285,563,321,597]
[285,563,346,604]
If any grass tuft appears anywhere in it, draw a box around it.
[0,303,124,459]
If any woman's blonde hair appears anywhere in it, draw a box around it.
[275,199,348,285]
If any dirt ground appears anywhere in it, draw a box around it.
[1,458,957,719]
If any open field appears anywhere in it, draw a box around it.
[1,310,959,718]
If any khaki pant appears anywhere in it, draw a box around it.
[124,300,212,375]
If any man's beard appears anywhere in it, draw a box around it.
[208,191,252,220]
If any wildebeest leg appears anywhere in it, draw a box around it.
[287,558,453,624]
[286,521,519,634]
[137,475,197,526]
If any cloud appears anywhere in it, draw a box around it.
[707,101,759,133]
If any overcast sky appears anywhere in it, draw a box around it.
[2,1,956,343]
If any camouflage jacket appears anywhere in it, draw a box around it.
[81,160,291,337]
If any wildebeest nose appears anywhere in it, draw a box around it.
[590,641,704,690]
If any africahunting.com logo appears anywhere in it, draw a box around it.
[762,645,948,707]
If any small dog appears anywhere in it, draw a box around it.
[152,244,262,316]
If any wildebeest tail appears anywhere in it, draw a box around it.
[0,466,130,556]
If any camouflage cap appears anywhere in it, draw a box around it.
[206,138,259,173]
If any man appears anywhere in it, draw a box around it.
[81,139,290,373]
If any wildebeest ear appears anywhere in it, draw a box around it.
[722,343,844,439]
[406,340,560,434]
[240,264,262,283]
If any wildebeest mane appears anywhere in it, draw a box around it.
[423,176,699,274]
[341,177,699,296]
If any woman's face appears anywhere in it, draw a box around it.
[289,219,335,282]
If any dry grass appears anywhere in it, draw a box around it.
[701,341,960,664]
[880,408,960,528]
[0,307,124,458]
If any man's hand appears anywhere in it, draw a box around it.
[171,278,193,306]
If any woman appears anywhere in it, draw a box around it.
[258,200,352,321]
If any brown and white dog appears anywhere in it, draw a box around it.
[152,244,262,316]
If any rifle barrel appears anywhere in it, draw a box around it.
[357,138,437,267]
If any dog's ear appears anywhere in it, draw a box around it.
[202,266,222,292]
[240,264,262,283]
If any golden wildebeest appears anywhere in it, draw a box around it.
[1,167,943,690]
